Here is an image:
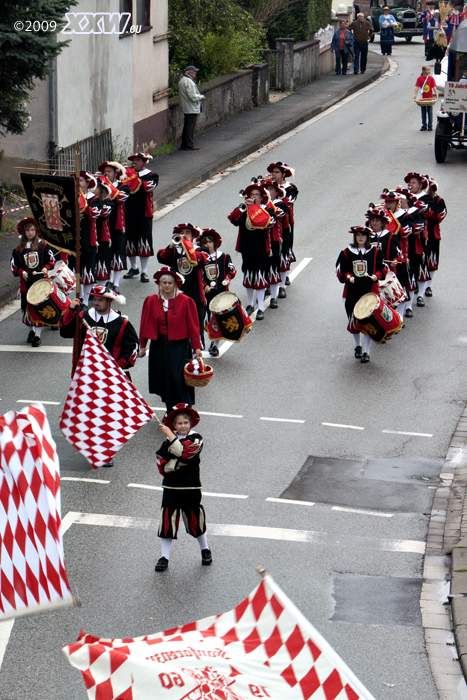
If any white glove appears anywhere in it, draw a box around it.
[222,279,229,286]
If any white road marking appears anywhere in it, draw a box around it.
[322,422,365,430]
[61,477,110,484]
[17,400,61,405]
[0,620,15,670]
[127,483,248,499]
[266,497,315,507]
[149,407,243,418]
[0,345,72,353]
[288,257,312,281]
[0,300,21,323]
[382,430,433,437]
[60,511,425,554]
[332,506,394,518]
[260,417,305,424]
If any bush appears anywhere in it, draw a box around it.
[266,0,332,45]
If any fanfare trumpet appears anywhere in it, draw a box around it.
[172,233,182,245]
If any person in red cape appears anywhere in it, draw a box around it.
[138,267,202,411]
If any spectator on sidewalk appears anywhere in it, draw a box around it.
[379,6,397,55]
[178,66,206,151]
[348,13,374,74]
[331,20,354,75]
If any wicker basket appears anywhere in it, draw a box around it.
[183,358,214,388]
[414,97,438,107]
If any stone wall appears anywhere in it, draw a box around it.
[293,39,320,88]
[169,65,269,143]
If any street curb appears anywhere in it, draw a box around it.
[422,404,467,697]
[0,282,19,309]
[153,60,389,211]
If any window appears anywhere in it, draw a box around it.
[136,0,150,28]
[120,0,133,36]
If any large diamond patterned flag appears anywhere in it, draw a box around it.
[63,573,376,700]
[60,329,155,468]
[0,404,73,620]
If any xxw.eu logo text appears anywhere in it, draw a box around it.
[62,13,141,34]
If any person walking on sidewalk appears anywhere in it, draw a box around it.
[178,66,206,151]
[348,13,374,73]
[331,21,354,75]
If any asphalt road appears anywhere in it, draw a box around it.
[1,39,466,700]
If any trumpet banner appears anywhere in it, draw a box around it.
[63,574,376,700]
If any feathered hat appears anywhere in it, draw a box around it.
[379,188,404,201]
[128,152,152,162]
[196,228,222,249]
[266,161,295,178]
[98,161,127,179]
[403,172,429,190]
[17,217,38,236]
[88,285,126,305]
[262,178,286,198]
[153,266,184,288]
[349,225,374,237]
[365,205,391,223]
[173,223,203,238]
[79,171,98,189]
[164,403,200,429]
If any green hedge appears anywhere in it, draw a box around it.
[267,0,332,45]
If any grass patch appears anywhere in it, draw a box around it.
[149,143,177,158]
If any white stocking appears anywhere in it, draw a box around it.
[82,284,92,306]
[428,270,435,286]
[406,293,413,310]
[256,289,266,311]
[280,271,288,286]
[128,256,138,270]
[397,301,407,317]
[417,281,427,297]
[353,333,361,347]
[34,326,42,338]
[197,533,209,551]
[269,283,279,299]
[160,538,172,559]
[113,270,121,287]
[363,335,371,354]
[140,257,149,274]
[246,288,255,307]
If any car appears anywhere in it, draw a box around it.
[367,5,424,41]
[434,19,467,162]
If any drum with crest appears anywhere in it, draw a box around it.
[26,279,71,326]
[353,292,402,344]
[378,271,406,308]
[207,291,253,342]
[47,260,76,294]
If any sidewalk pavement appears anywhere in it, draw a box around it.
[0,52,387,310]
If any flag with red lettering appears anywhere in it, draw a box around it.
[0,404,73,620]
[63,573,376,700]
[60,329,154,468]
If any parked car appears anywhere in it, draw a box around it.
[434,20,467,162]
[368,5,423,41]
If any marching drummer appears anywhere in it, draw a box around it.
[11,217,56,348]
[157,224,208,348]
[336,226,386,364]
[195,229,236,357]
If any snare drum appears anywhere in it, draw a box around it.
[26,279,71,326]
[353,292,402,344]
[378,271,406,308]
[207,292,253,342]
[47,261,76,294]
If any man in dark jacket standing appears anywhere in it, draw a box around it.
[348,13,374,74]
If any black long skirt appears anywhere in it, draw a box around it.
[149,335,195,409]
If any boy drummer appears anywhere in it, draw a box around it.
[196,229,236,357]
[155,403,212,572]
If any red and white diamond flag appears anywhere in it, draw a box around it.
[60,329,154,468]
[63,573,376,700]
[0,403,73,620]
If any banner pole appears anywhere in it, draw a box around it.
[73,142,81,375]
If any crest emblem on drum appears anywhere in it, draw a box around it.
[381,305,393,322]
[177,258,192,276]
[37,304,58,322]
[205,263,217,281]
[222,315,240,333]
[57,289,67,304]
[24,252,39,269]
[353,261,367,277]
[94,327,108,344]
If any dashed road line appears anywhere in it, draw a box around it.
[0,345,72,353]
[332,506,393,518]
[17,400,61,405]
[61,477,110,484]
[260,417,305,424]
[382,429,433,437]
[60,511,425,553]
[150,407,243,418]
[127,483,248,499]
[266,497,315,507]
[322,422,365,430]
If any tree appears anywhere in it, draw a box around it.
[0,1,77,135]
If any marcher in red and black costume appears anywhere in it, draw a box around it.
[228,183,276,321]
[336,225,386,363]
[11,217,55,347]
[59,285,139,375]
[123,152,159,283]
[69,172,102,309]
[424,176,447,297]
[157,223,208,348]
[378,191,410,319]
[195,228,236,357]
[138,267,203,411]
[263,178,290,305]
[94,178,114,284]
[97,161,131,293]
[267,162,298,292]
[154,403,211,572]
[404,172,432,307]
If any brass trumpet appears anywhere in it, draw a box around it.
[239,203,248,212]
[172,233,182,245]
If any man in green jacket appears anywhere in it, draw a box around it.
[348,13,374,74]
[178,65,206,151]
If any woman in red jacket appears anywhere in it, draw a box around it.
[139,267,203,410]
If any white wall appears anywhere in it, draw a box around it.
[1,75,50,162]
